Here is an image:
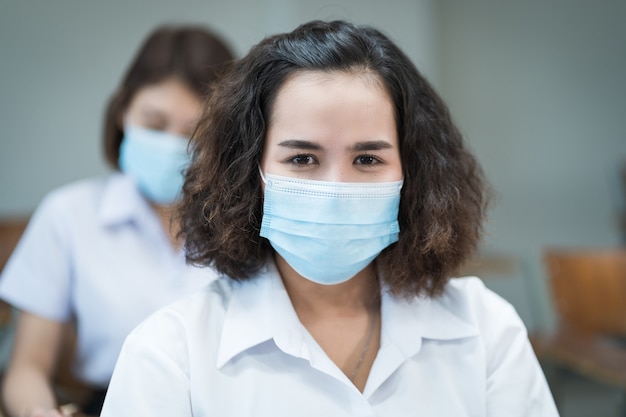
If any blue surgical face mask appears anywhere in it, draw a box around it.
[119,124,190,205]
[259,172,403,285]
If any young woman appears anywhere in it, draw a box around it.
[101,20,558,416]
[0,25,234,417]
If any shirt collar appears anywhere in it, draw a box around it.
[216,262,303,368]
[98,173,152,227]
[216,266,479,369]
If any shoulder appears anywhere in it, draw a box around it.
[119,277,233,375]
[128,277,234,347]
[385,276,524,344]
[35,174,143,230]
[439,276,527,346]
[441,276,515,313]
[38,175,114,214]
[438,280,558,414]
[16,176,115,242]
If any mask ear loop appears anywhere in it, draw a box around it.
[258,166,267,184]
[122,112,132,131]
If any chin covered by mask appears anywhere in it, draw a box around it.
[119,124,191,205]
[259,172,403,285]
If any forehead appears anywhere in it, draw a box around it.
[268,70,392,123]
[263,69,399,157]
[129,78,201,116]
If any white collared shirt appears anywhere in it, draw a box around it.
[0,173,217,386]
[101,263,559,416]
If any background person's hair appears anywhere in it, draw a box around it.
[180,20,490,298]
[103,25,235,169]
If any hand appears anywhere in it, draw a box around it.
[59,404,98,417]
[27,404,84,417]
[27,408,67,417]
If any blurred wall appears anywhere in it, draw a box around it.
[438,0,626,329]
[0,0,437,215]
[1,0,625,330]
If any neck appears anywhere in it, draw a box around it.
[275,254,382,392]
[151,203,181,250]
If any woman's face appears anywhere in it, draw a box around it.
[261,71,402,183]
[124,77,202,137]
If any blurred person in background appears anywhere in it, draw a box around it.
[0,24,234,417]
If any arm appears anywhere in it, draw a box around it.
[2,312,67,417]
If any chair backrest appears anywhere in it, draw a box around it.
[0,217,29,272]
[545,248,626,335]
[0,217,29,326]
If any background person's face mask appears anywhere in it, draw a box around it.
[259,172,403,285]
[119,124,190,205]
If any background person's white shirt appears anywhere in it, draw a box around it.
[101,263,559,416]
[0,173,218,386]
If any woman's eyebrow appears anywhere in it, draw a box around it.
[278,139,322,150]
[349,140,393,152]
[141,109,167,119]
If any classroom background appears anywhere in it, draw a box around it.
[1,1,625,415]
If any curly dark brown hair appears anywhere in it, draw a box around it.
[102,25,235,169]
[179,20,490,298]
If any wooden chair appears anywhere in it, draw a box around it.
[620,161,626,243]
[530,248,626,403]
[0,218,29,328]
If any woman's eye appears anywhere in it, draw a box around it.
[355,155,380,165]
[139,122,166,133]
[290,154,316,165]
